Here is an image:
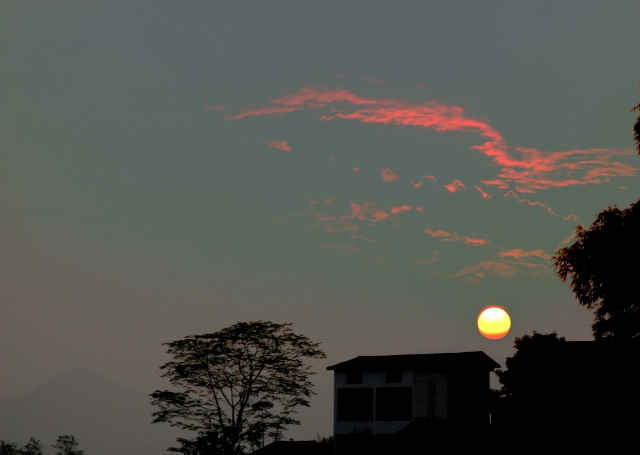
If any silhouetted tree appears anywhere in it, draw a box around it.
[493,331,640,430]
[554,198,640,339]
[495,331,566,397]
[151,321,326,455]
[168,431,221,455]
[492,332,578,428]
[0,439,44,455]
[52,435,84,455]
[0,441,20,455]
[553,101,640,339]
[20,439,43,455]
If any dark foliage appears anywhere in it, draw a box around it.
[151,321,326,455]
[52,435,84,455]
[554,199,640,339]
[0,442,20,455]
[492,332,640,428]
[168,431,221,455]
[20,439,43,455]
[494,331,566,396]
[0,438,50,455]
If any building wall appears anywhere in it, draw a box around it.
[413,372,447,420]
[333,370,449,436]
[447,369,490,424]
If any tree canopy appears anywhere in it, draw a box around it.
[553,198,640,339]
[493,331,640,429]
[553,100,640,339]
[0,438,54,455]
[151,321,326,455]
[51,436,84,455]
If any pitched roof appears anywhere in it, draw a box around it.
[326,351,500,371]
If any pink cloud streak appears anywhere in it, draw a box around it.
[499,249,551,260]
[504,190,578,221]
[380,167,400,182]
[454,261,516,280]
[443,179,466,193]
[264,140,292,151]
[424,228,488,246]
[229,87,636,192]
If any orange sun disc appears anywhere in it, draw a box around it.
[477,306,511,340]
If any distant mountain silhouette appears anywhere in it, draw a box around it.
[0,368,183,455]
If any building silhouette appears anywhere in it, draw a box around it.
[326,351,499,446]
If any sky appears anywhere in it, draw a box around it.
[2,0,640,442]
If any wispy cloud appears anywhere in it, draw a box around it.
[228,106,300,121]
[229,87,636,192]
[390,204,412,214]
[473,186,491,199]
[443,179,466,193]
[504,190,578,221]
[411,175,439,188]
[424,229,488,246]
[414,251,440,267]
[301,198,416,244]
[454,261,516,280]
[264,140,292,151]
[499,249,551,260]
[380,167,400,182]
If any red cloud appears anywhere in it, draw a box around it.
[473,186,491,199]
[504,190,578,221]
[411,175,439,188]
[462,238,488,246]
[380,167,400,182]
[227,106,299,120]
[300,198,419,247]
[424,229,488,246]
[499,249,551,260]
[264,140,291,151]
[373,210,389,221]
[229,87,636,191]
[390,205,412,214]
[424,229,452,238]
[414,251,440,266]
[443,179,466,193]
[454,261,516,280]
[558,231,576,247]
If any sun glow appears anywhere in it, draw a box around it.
[477,306,511,340]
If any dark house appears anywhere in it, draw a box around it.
[326,351,500,441]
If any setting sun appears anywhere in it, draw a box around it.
[477,306,511,340]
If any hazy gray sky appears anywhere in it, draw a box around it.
[2,0,639,441]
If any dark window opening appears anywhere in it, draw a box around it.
[346,371,363,384]
[337,388,374,421]
[385,370,403,383]
[376,387,412,421]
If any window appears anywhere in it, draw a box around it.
[375,387,412,421]
[346,371,363,384]
[385,369,403,383]
[337,388,374,421]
